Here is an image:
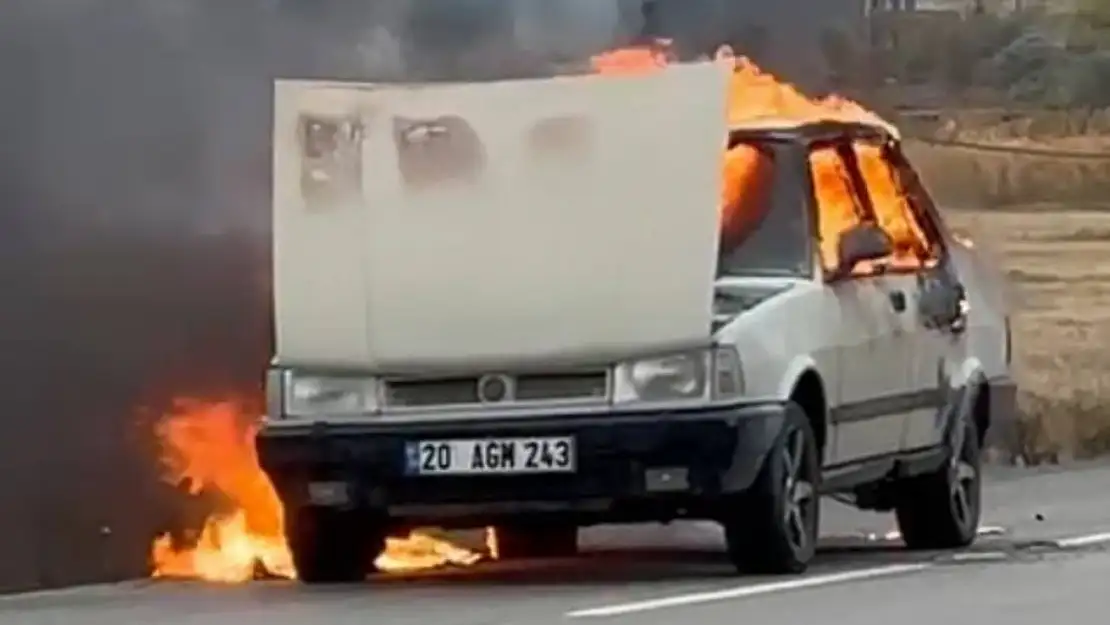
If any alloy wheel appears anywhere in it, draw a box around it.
[949,420,978,529]
[782,427,816,553]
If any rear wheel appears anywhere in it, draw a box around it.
[722,403,819,575]
[493,523,579,560]
[287,507,386,584]
[894,410,982,550]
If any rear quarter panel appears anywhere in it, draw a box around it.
[948,239,1012,383]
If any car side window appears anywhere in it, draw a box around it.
[883,145,951,249]
[853,141,943,271]
[808,146,867,274]
[717,141,813,277]
[721,142,776,253]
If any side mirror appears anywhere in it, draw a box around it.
[834,223,893,277]
[919,273,968,333]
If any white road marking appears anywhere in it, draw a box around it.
[0,582,138,602]
[864,525,1006,542]
[565,563,932,618]
[949,551,1008,562]
[1054,531,1110,549]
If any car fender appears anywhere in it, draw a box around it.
[949,354,986,391]
[775,355,822,402]
[714,278,835,403]
[940,355,988,442]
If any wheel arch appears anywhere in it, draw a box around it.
[785,368,828,462]
[951,357,990,447]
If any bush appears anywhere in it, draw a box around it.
[970,15,1110,108]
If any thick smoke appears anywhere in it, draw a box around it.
[0,0,723,590]
[1,0,666,235]
[0,0,844,590]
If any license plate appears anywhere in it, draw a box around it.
[404,437,576,475]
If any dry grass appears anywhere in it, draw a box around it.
[944,208,1110,463]
[905,140,1110,210]
[902,138,1110,461]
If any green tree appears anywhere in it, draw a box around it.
[1072,0,1110,50]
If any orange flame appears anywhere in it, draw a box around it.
[149,400,489,582]
[591,44,896,135]
[151,52,932,582]
[589,42,671,75]
[150,400,295,582]
[722,56,896,135]
[374,528,493,572]
[591,45,930,274]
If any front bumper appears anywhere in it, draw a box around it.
[257,401,788,526]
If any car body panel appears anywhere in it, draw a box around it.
[710,132,1013,471]
[884,270,952,452]
[271,64,729,373]
[714,276,903,465]
[946,238,1011,384]
[261,116,1017,525]
[258,400,790,526]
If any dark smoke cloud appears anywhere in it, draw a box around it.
[2,0,660,237]
[0,0,841,591]
[0,0,671,592]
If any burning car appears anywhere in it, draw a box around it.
[257,56,1015,583]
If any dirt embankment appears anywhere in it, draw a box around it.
[904,108,1110,465]
[901,108,1110,210]
[906,141,1110,210]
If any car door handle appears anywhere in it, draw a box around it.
[888,290,906,313]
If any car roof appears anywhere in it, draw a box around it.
[727,118,899,147]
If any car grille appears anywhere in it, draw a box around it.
[386,377,480,407]
[384,371,609,409]
[515,372,609,401]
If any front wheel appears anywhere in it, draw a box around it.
[287,507,387,584]
[722,403,820,575]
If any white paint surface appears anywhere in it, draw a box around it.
[1055,531,1110,549]
[272,65,729,371]
[565,563,933,618]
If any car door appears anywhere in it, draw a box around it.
[879,143,969,451]
[808,144,909,465]
[854,139,967,452]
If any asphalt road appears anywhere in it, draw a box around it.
[3,461,1110,625]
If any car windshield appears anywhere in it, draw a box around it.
[717,140,813,278]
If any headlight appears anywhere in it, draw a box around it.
[281,371,379,417]
[614,351,709,403]
[712,346,744,399]
[613,347,744,405]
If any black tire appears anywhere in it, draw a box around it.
[723,402,820,575]
[493,523,579,560]
[287,507,386,584]
[894,410,982,550]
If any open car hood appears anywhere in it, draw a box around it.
[272,65,729,372]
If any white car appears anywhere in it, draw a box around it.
[259,65,1016,583]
